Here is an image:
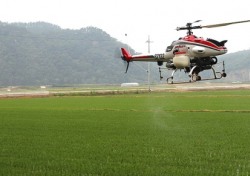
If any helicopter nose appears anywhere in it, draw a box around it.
[217,47,227,55]
[223,47,228,53]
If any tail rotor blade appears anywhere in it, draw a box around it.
[125,62,130,73]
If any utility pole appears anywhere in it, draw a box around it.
[146,35,153,92]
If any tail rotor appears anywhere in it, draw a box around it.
[114,47,131,73]
[121,48,132,73]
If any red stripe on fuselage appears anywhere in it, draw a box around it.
[181,35,224,51]
[174,51,187,55]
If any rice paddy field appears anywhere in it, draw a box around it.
[0,89,250,175]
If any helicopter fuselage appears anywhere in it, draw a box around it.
[166,35,227,57]
[130,35,227,69]
[163,35,227,69]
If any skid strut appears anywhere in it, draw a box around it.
[159,61,226,84]
[166,69,177,84]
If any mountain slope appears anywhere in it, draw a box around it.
[0,22,155,86]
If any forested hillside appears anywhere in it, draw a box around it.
[0,21,249,86]
[0,22,154,86]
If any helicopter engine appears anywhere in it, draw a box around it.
[173,55,190,68]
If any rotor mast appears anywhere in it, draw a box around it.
[176,21,202,35]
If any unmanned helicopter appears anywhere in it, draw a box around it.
[120,20,250,83]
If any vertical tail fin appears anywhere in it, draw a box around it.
[121,48,132,62]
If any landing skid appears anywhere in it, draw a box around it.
[159,61,226,84]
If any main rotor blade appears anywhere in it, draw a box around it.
[202,20,250,28]
[193,20,202,23]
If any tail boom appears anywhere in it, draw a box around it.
[120,48,160,62]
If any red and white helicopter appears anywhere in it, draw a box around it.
[120,20,250,83]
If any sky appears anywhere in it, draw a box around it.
[1,0,250,54]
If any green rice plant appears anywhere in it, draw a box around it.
[0,90,250,175]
